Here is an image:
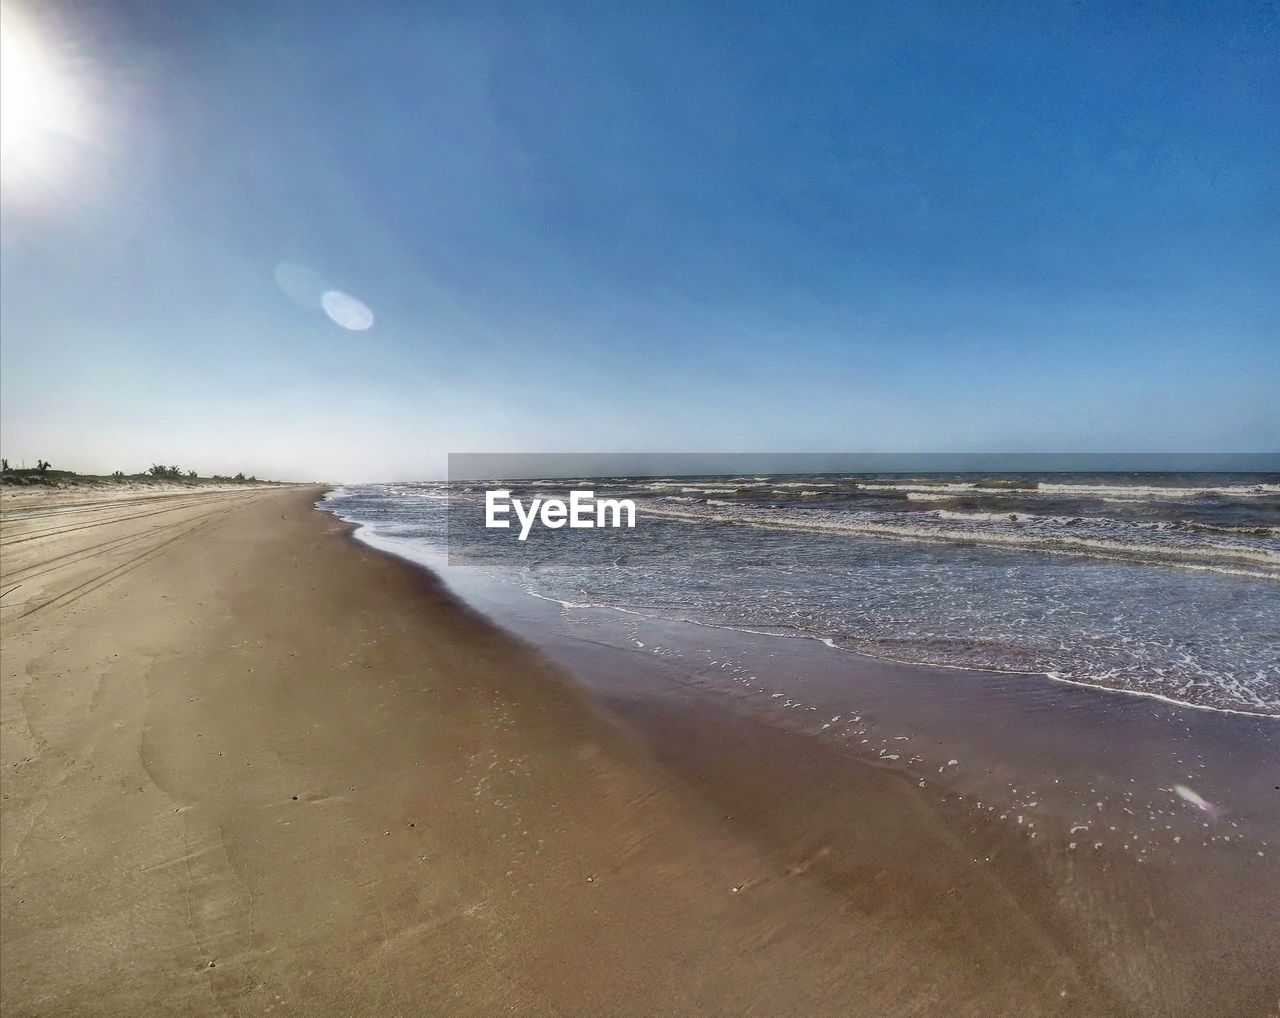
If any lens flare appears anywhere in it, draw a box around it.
[321,290,375,331]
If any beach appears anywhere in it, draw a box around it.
[4,0,1275,1010]
[2,485,1276,1015]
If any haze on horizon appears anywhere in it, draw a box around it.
[1,0,1276,482]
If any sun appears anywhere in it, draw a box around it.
[1,5,86,190]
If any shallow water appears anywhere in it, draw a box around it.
[322,472,1279,715]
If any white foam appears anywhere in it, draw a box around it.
[1038,482,1278,499]
[637,503,1280,579]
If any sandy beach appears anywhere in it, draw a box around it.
[4,0,1275,1010]
[1,485,1274,1015]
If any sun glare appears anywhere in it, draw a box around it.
[1,6,86,191]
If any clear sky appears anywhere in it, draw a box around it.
[1,1,1276,480]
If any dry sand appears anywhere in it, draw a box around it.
[0,486,1264,1014]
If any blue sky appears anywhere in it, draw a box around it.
[1,1,1276,480]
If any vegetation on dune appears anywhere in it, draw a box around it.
[1,459,274,488]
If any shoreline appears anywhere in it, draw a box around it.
[339,507,1280,720]
[524,585,1280,721]
[2,486,1275,1014]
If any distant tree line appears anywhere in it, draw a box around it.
[2,460,264,484]
[147,465,259,482]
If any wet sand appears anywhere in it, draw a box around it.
[1,486,1274,1014]
[347,517,1280,1015]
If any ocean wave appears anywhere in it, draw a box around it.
[931,509,1031,522]
[1170,519,1279,537]
[638,503,1280,578]
[852,480,1278,500]
[856,481,991,494]
[926,507,1279,538]
[1037,481,1278,499]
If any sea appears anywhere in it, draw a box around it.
[321,472,1279,717]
